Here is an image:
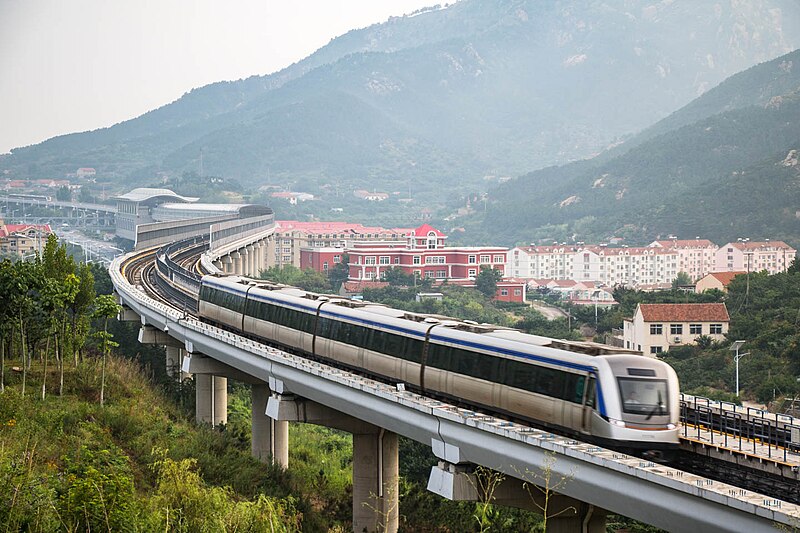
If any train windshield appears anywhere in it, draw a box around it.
[617,378,669,416]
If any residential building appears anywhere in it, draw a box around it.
[695,271,745,293]
[271,221,414,269]
[622,303,729,356]
[269,191,314,204]
[649,239,718,281]
[76,167,96,178]
[0,222,53,257]
[528,279,616,306]
[715,241,796,275]
[353,189,389,201]
[509,245,679,288]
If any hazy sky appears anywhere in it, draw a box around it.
[0,0,435,154]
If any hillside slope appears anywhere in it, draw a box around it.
[478,49,800,245]
[5,0,800,193]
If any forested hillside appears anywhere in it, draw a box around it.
[5,0,799,196]
[474,49,800,246]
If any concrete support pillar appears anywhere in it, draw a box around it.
[267,394,399,532]
[195,374,227,426]
[231,251,243,275]
[254,242,264,276]
[353,430,399,533]
[246,245,255,276]
[220,254,233,274]
[251,384,289,468]
[165,345,181,380]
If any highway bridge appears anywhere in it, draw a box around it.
[110,219,800,532]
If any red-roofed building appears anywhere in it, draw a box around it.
[695,271,746,293]
[715,241,796,275]
[623,303,729,356]
[0,222,53,257]
[271,220,414,268]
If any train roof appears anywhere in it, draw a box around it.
[202,274,637,359]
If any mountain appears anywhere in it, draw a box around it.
[5,0,800,195]
[475,48,800,246]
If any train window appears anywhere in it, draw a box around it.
[428,344,452,371]
[450,347,477,376]
[568,375,586,404]
[585,378,596,408]
[618,378,669,415]
[474,353,502,383]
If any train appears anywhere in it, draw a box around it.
[198,275,680,454]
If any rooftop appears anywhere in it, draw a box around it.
[638,303,730,322]
[115,188,198,203]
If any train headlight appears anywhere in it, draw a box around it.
[610,418,626,428]
[667,423,676,430]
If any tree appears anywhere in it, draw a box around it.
[327,254,350,291]
[78,186,94,203]
[475,266,502,299]
[56,186,71,202]
[93,294,120,406]
[672,271,693,289]
[381,266,415,287]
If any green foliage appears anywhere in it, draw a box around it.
[55,185,71,201]
[259,265,332,293]
[475,265,502,298]
[148,448,299,533]
[672,271,693,289]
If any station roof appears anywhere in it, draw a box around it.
[115,188,199,204]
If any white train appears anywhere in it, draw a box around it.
[199,275,680,454]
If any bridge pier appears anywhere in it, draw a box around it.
[268,393,399,533]
[195,374,228,426]
[251,384,289,467]
[231,251,243,275]
[165,346,191,381]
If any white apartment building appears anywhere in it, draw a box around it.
[715,241,796,275]
[510,245,679,288]
[649,239,718,281]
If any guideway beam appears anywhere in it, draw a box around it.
[268,393,399,533]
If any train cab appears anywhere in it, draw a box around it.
[593,355,680,453]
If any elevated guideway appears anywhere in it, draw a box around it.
[111,247,800,533]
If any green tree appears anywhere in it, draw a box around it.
[475,266,502,299]
[56,185,71,201]
[381,266,415,286]
[93,294,121,406]
[672,271,693,289]
[327,254,350,291]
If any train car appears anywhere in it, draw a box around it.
[199,275,680,454]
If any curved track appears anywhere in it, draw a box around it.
[119,248,800,505]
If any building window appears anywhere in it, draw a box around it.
[514,289,521,296]
[379,256,390,265]
[493,255,503,263]
[650,346,663,354]
[468,255,476,263]
[468,268,477,277]
[670,324,683,335]
[710,324,723,334]
[425,256,446,264]
[333,255,341,263]
[413,256,421,265]
[365,257,376,265]
[500,288,508,296]
[394,257,400,264]
[436,270,446,278]
[425,271,434,279]
[689,324,702,335]
[323,262,328,271]
[649,324,663,335]
[480,255,490,263]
